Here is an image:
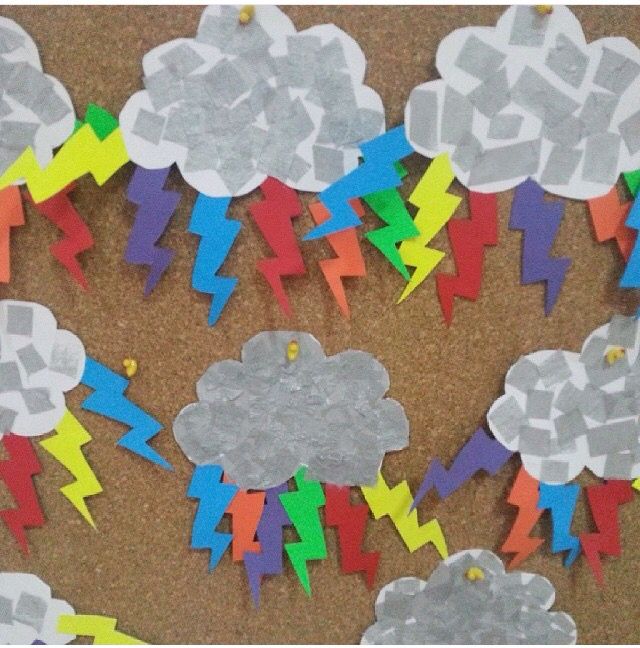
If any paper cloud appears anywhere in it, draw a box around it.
[405,5,640,199]
[173,331,408,490]
[0,572,76,644]
[0,17,75,176]
[119,4,385,197]
[0,300,86,438]
[488,314,640,484]
[361,549,577,645]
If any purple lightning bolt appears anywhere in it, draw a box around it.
[243,483,290,606]
[509,179,570,315]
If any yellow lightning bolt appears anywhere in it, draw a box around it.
[0,123,129,204]
[361,473,448,556]
[57,615,146,645]
[397,153,461,303]
[633,478,640,491]
[40,408,103,528]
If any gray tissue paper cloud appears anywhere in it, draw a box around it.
[173,331,409,490]
[361,549,577,645]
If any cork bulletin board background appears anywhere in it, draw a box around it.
[1,4,639,644]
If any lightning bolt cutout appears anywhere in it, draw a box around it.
[509,178,570,315]
[361,472,448,557]
[305,125,414,240]
[587,187,635,262]
[324,483,380,588]
[249,177,304,317]
[538,481,581,567]
[0,186,24,283]
[39,408,102,528]
[188,465,238,570]
[279,468,326,594]
[244,483,291,606]
[26,183,93,290]
[501,466,544,568]
[435,191,498,325]
[125,166,181,296]
[624,168,640,197]
[363,162,418,279]
[308,199,366,318]
[57,615,146,644]
[412,427,513,510]
[580,480,634,584]
[397,153,461,303]
[80,357,171,470]
[189,194,241,326]
[620,190,640,288]
[222,474,265,561]
[0,434,44,554]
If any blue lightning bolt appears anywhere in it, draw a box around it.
[188,465,238,570]
[304,126,413,240]
[538,482,581,567]
[188,194,241,326]
[80,357,172,470]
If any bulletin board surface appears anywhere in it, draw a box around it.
[1,5,639,644]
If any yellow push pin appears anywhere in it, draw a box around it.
[535,5,553,15]
[123,357,138,378]
[287,339,299,362]
[605,347,625,365]
[465,566,485,582]
[239,5,254,24]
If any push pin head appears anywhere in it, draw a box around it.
[123,357,138,378]
[239,5,254,24]
[465,566,485,582]
[605,347,625,366]
[287,340,299,362]
[535,5,553,15]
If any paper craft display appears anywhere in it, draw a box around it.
[405,5,640,200]
[361,549,577,644]
[174,330,408,490]
[119,4,384,197]
[0,572,76,644]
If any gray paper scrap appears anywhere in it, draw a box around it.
[509,5,549,47]
[409,88,438,150]
[594,46,640,95]
[468,68,510,118]
[487,113,523,140]
[455,35,506,81]
[582,132,621,185]
[540,146,581,186]
[131,109,165,146]
[545,34,588,89]
[468,139,540,185]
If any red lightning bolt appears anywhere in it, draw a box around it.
[501,466,544,569]
[0,186,25,283]
[249,177,304,317]
[222,474,265,562]
[26,183,93,290]
[308,200,366,318]
[0,434,45,554]
[587,187,636,262]
[436,191,498,326]
[580,480,634,585]
[324,484,380,588]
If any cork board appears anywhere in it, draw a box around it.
[1,4,640,644]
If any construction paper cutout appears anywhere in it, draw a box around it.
[77,104,119,141]
[509,178,569,315]
[501,466,544,568]
[436,191,498,325]
[305,125,412,240]
[279,467,326,594]
[362,549,577,644]
[0,300,86,438]
[538,482,581,567]
[57,615,145,645]
[0,434,44,554]
[488,314,640,484]
[39,408,102,528]
[26,184,93,290]
[624,168,640,196]
[405,5,640,200]
[222,474,265,561]
[363,162,417,279]
[580,480,634,584]
[0,186,24,283]
[0,573,75,644]
[308,199,365,318]
[587,187,635,261]
[249,177,304,316]
[397,153,461,302]
[412,427,513,510]
[187,464,238,571]
[120,5,384,197]
[124,166,181,296]
[173,331,408,490]
[361,473,448,556]
[80,357,171,470]
[189,194,240,326]
[324,483,379,588]
[620,191,640,287]
[244,483,291,606]
[0,17,74,179]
